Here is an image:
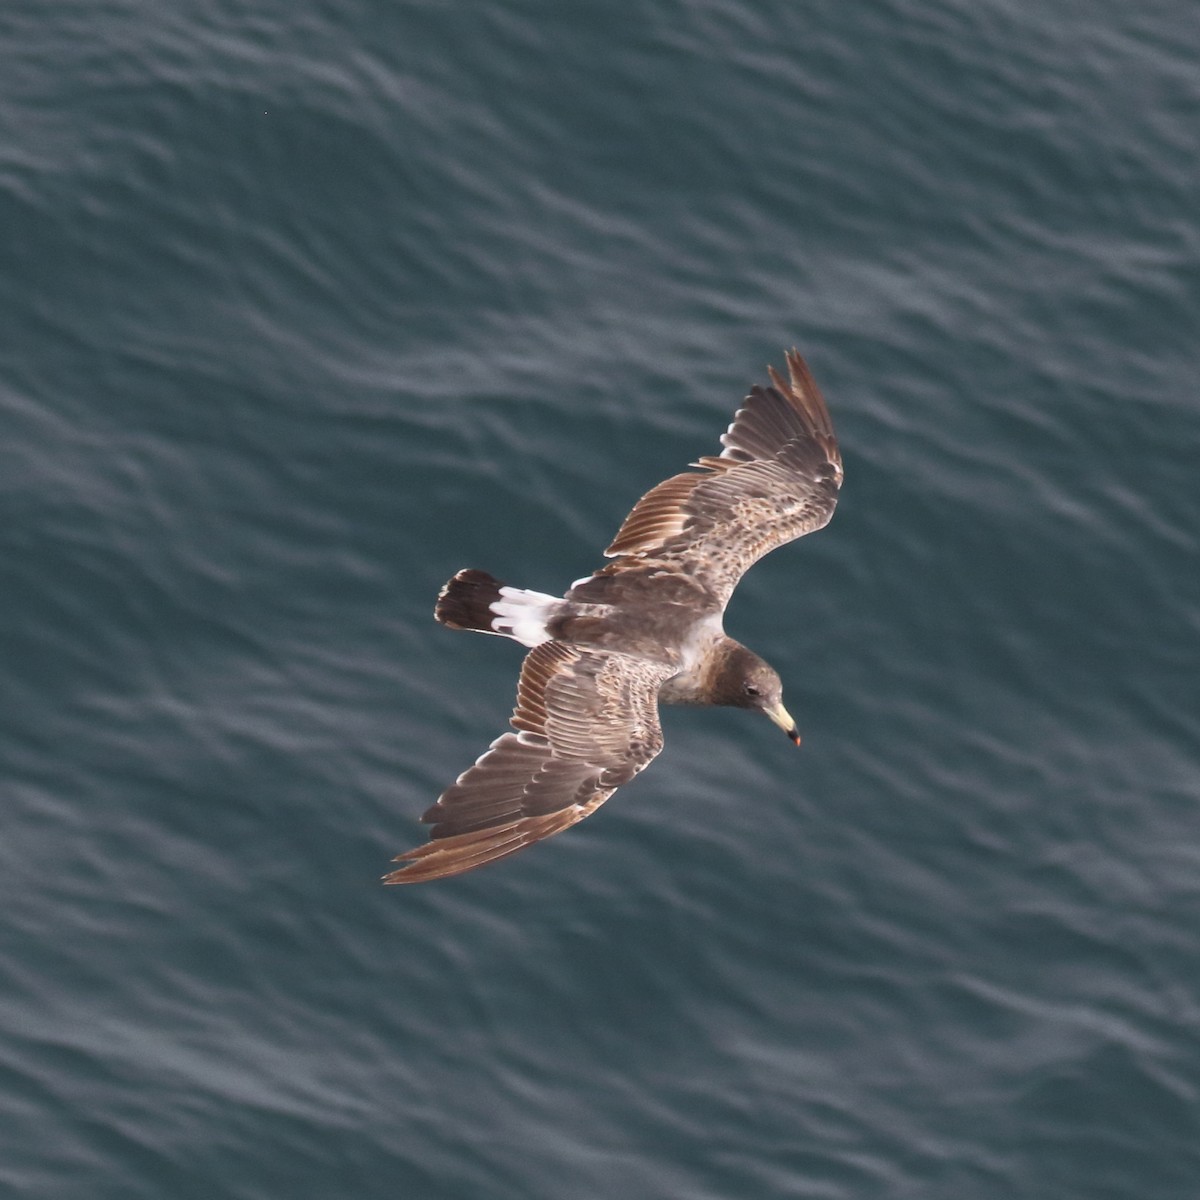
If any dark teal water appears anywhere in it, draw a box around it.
[3,2,1199,1196]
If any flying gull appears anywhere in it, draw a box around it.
[385,350,842,884]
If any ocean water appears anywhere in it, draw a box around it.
[3,1,1199,1197]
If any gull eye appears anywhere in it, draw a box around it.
[744,683,761,697]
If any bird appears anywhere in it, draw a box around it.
[385,349,842,884]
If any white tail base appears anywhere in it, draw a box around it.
[489,588,559,647]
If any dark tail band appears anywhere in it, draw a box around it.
[435,568,506,632]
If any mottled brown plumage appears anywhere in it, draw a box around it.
[385,350,842,884]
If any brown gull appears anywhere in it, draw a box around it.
[385,350,843,884]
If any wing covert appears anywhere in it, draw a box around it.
[385,642,672,883]
[600,350,842,607]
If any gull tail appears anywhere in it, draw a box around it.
[435,569,558,647]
